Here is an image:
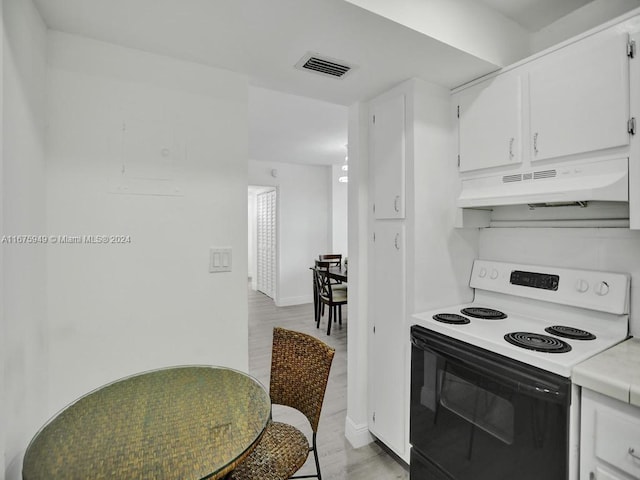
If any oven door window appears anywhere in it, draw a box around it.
[411,347,568,480]
[440,366,514,445]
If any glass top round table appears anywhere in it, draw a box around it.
[22,366,271,480]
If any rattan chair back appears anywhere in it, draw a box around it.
[269,327,335,432]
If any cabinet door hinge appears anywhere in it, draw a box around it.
[457,154,461,168]
[372,114,376,124]
[629,117,636,135]
[457,105,460,118]
[628,40,636,58]
[372,412,376,423]
[373,203,376,214]
[373,232,376,242]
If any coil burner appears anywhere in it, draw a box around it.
[460,307,507,320]
[504,332,572,353]
[545,325,596,340]
[432,313,470,325]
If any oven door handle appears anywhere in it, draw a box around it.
[443,350,566,401]
[411,328,570,404]
[517,383,563,398]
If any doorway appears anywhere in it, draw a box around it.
[248,186,277,300]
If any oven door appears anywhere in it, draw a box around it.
[410,326,571,480]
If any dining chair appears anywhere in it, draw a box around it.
[313,260,343,326]
[318,254,341,267]
[229,327,335,480]
[314,261,347,335]
[317,254,346,288]
[316,257,346,284]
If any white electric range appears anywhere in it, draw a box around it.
[410,259,631,480]
[412,259,630,378]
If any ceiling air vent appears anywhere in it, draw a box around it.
[503,174,522,183]
[295,52,354,79]
[534,169,557,180]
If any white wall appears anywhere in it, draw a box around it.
[2,0,48,477]
[1,0,4,471]
[331,164,348,257]
[345,102,372,449]
[1,2,4,477]
[409,79,479,314]
[479,228,640,336]
[45,32,249,415]
[248,160,331,306]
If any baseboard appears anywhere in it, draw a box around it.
[275,295,312,307]
[344,416,374,449]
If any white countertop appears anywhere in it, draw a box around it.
[573,337,640,407]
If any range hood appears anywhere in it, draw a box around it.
[458,157,629,208]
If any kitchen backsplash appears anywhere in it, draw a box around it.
[479,227,640,337]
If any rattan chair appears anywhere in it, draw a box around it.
[229,328,335,480]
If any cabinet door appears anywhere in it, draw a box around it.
[581,389,640,480]
[370,221,406,456]
[591,467,632,480]
[529,32,630,162]
[457,73,522,172]
[371,94,405,219]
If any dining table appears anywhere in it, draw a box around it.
[326,265,347,283]
[22,365,271,480]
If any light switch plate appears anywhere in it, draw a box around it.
[209,247,232,273]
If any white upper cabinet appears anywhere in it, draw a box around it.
[529,32,631,162]
[458,73,522,172]
[371,94,405,219]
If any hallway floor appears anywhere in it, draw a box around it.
[247,286,409,480]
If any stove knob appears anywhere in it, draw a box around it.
[575,279,589,293]
[490,269,499,280]
[595,281,610,296]
[478,267,487,278]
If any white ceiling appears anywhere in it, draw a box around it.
[249,87,348,166]
[32,0,500,106]
[32,0,640,166]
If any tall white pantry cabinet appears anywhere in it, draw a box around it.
[368,90,407,460]
[367,79,478,463]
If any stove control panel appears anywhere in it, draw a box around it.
[510,270,559,291]
[470,260,630,314]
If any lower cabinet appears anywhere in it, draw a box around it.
[581,389,640,480]
[369,220,407,459]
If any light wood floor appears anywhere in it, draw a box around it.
[248,285,409,480]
